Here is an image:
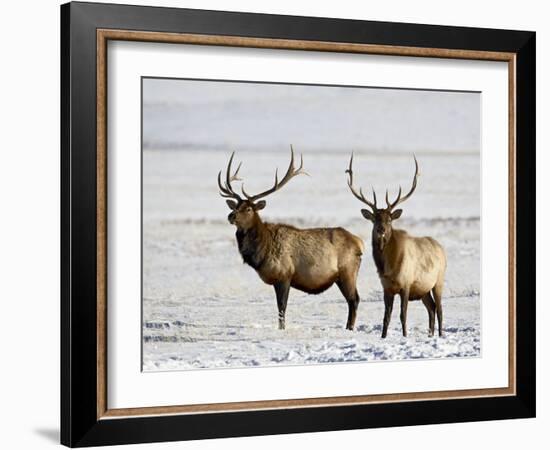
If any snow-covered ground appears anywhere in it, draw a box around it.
[142,149,480,371]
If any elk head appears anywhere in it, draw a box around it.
[346,154,419,250]
[218,146,308,230]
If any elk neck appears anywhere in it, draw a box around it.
[235,215,271,271]
[371,231,395,276]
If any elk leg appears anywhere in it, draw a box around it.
[274,281,291,330]
[399,288,410,337]
[421,293,436,337]
[432,283,444,337]
[382,291,394,338]
[336,278,360,331]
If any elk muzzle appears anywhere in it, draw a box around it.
[374,226,391,249]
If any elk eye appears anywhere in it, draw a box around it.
[246,207,252,212]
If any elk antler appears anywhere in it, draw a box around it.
[345,153,378,211]
[217,152,243,202]
[241,145,309,202]
[385,155,419,210]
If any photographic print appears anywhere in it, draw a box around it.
[142,78,481,371]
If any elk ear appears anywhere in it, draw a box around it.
[391,209,403,220]
[226,200,238,210]
[254,200,266,211]
[361,209,375,222]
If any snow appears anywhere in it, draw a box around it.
[142,149,480,372]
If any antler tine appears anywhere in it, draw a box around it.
[230,161,242,182]
[388,155,419,210]
[217,171,233,198]
[345,153,377,211]
[274,145,309,186]
[386,186,402,209]
[242,145,308,202]
[290,145,309,177]
[217,152,243,201]
[225,152,236,187]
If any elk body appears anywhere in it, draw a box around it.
[218,148,364,330]
[346,155,447,338]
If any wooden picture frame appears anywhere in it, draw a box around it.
[61,1,535,447]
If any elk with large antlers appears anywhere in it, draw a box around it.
[345,154,447,337]
[219,147,364,330]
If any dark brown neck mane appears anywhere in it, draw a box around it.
[235,216,271,271]
[372,231,394,276]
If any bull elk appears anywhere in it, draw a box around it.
[218,147,364,330]
[345,154,447,338]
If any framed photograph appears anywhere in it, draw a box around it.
[60,1,535,447]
